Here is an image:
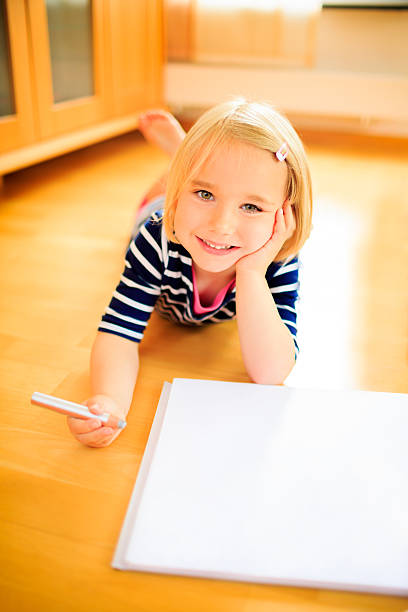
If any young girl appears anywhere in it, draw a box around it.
[68,98,312,447]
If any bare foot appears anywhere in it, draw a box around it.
[138,110,186,156]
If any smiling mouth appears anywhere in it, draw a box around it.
[198,236,238,251]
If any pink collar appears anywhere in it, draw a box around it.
[191,267,236,314]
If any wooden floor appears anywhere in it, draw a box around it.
[1,130,407,611]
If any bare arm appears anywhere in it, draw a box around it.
[235,202,297,385]
[90,331,140,416]
[67,332,140,447]
[235,270,295,384]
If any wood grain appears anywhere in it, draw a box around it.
[0,130,407,611]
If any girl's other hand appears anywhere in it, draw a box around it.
[67,394,126,448]
[236,200,295,275]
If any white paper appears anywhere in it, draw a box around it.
[113,379,408,595]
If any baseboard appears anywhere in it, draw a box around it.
[165,63,408,139]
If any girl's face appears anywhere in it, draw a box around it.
[174,140,288,278]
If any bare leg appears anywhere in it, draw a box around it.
[138,172,167,204]
[129,111,187,240]
[137,110,187,202]
[139,110,186,157]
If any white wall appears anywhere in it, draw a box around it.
[165,8,408,136]
[315,8,408,75]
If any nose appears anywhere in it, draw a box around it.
[208,204,236,237]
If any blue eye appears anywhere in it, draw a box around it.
[196,190,213,201]
[242,203,262,213]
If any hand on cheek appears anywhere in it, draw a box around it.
[236,200,295,275]
[272,200,296,244]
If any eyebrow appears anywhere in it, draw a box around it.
[190,179,277,208]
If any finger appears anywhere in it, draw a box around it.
[81,400,104,414]
[281,202,295,234]
[272,207,285,237]
[76,426,115,447]
[283,200,293,218]
[67,415,102,435]
[87,404,105,416]
[80,436,112,449]
[283,200,295,221]
[86,428,122,448]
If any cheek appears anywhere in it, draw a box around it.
[245,218,275,250]
[174,198,203,236]
[173,198,189,236]
[173,204,182,235]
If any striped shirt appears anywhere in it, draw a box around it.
[99,212,300,353]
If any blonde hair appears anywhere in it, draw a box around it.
[164,98,312,261]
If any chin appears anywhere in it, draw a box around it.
[196,258,237,275]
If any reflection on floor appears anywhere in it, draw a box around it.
[1,130,407,396]
[287,134,407,392]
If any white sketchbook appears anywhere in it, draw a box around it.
[112,379,408,595]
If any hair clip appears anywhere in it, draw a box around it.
[276,142,289,162]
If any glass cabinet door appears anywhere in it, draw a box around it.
[0,0,163,165]
[0,0,15,117]
[27,0,108,139]
[0,1,36,156]
[46,0,94,104]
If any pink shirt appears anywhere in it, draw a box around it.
[191,266,236,315]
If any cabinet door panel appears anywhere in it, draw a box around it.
[46,0,95,104]
[0,0,15,116]
[27,0,109,139]
[109,0,164,116]
[0,0,36,154]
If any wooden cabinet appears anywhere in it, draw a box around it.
[0,0,163,174]
[0,1,36,153]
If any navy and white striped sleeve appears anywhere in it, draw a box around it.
[267,256,300,355]
[98,218,164,343]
